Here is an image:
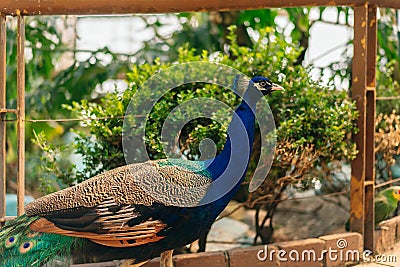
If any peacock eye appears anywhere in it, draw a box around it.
[5,235,18,248]
[259,81,266,87]
[19,241,34,253]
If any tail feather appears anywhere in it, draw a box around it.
[0,215,86,266]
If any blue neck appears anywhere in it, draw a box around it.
[204,85,262,206]
[207,102,256,177]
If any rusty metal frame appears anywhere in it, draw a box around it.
[0,0,400,15]
[349,3,377,252]
[365,4,378,252]
[0,0,397,253]
[0,13,25,224]
[16,14,25,216]
[0,13,6,226]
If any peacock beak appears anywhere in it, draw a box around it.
[271,83,285,91]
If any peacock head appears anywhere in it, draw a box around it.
[251,76,284,95]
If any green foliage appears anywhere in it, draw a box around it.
[377,9,400,65]
[36,26,358,191]
[138,8,399,115]
[31,131,77,194]
[222,27,358,161]
[7,17,128,118]
[6,17,61,107]
[4,17,129,193]
[376,59,400,114]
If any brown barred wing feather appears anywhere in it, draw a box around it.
[25,159,212,247]
[25,160,212,216]
[25,163,157,217]
[29,197,168,248]
[30,218,166,247]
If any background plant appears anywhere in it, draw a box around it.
[35,27,358,245]
[5,16,129,196]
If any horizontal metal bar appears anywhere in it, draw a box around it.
[0,215,16,223]
[28,115,129,123]
[376,96,400,101]
[0,0,379,16]
[0,108,17,114]
[375,177,400,189]
[364,181,374,186]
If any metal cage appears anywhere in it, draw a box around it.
[1,0,399,253]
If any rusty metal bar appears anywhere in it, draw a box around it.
[350,3,378,252]
[0,108,17,114]
[0,13,6,226]
[0,215,16,223]
[364,88,375,251]
[366,5,377,89]
[350,3,368,236]
[0,0,377,16]
[16,14,25,216]
[364,4,377,252]
[376,0,400,9]
[375,177,400,189]
[0,0,397,16]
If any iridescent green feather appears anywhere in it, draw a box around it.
[0,215,86,267]
[157,158,213,178]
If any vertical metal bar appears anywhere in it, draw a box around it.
[0,13,6,225]
[366,5,377,88]
[16,14,25,215]
[364,4,377,252]
[365,89,376,251]
[350,3,368,235]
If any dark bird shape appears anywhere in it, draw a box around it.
[0,75,283,267]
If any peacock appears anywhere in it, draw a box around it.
[0,75,283,267]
